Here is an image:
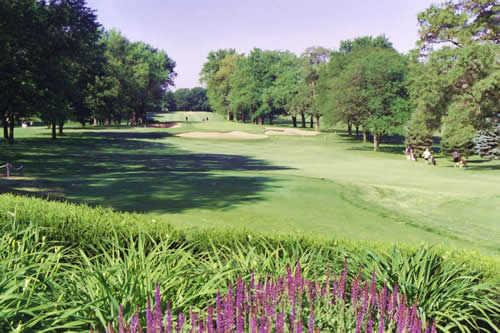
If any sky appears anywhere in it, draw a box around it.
[86,0,436,89]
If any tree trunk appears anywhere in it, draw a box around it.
[315,114,320,132]
[51,121,56,140]
[373,134,380,151]
[269,113,273,125]
[259,116,264,125]
[3,118,8,140]
[300,112,306,128]
[347,120,352,136]
[355,125,359,136]
[58,121,64,135]
[292,116,297,128]
[363,131,368,143]
[8,119,14,144]
[309,115,313,128]
[227,111,233,121]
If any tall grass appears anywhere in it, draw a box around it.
[0,194,499,331]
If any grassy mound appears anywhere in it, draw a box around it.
[0,194,499,331]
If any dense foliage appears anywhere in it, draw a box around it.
[85,30,175,127]
[0,194,498,332]
[0,0,175,142]
[201,47,329,129]
[406,0,499,154]
[317,36,410,150]
[165,87,210,111]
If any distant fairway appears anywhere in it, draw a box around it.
[2,111,499,254]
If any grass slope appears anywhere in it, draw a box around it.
[1,111,499,254]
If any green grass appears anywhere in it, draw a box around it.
[1,111,499,255]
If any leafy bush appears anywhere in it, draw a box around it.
[0,194,499,331]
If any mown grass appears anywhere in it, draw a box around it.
[0,194,499,332]
[1,113,499,255]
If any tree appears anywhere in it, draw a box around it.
[300,47,331,131]
[164,91,176,112]
[417,0,499,50]
[344,48,410,150]
[172,87,210,111]
[36,0,102,139]
[200,49,238,119]
[0,0,45,143]
[339,35,393,53]
[317,36,394,136]
[85,30,176,126]
[407,0,499,155]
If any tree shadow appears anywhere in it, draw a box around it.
[457,159,500,171]
[0,130,291,213]
[339,132,443,155]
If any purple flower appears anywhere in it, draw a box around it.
[308,307,315,333]
[367,317,374,333]
[166,303,172,333]
[154,284,163,333]
[109,259,432,333]
[206,306,214,333]
[146,298,153,333]
[378,314,385,333]
[176,313,185,333]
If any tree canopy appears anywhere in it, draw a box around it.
[1,1,176,142]
[407,0,499,154]
[169,87,210,111]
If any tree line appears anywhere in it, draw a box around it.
[164,87,210,112]
[1,0,176,143]
[201,0,499,155]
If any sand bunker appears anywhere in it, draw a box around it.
[148,122,181,129]
[264,127,319,136]
[177,131,268,140]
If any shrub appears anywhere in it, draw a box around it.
[0,194,499,331]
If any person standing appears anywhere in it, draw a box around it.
[423,147,432,164]
[452,150,461,167]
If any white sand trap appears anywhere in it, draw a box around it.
[177,131,268,140]
[264,127,319,136]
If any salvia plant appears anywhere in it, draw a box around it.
[103,261,436,332]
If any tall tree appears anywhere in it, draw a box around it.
[228,49,300,124]
[37,0,102,139]
[0,0,45,143]
[407,0,499,154]
[85,30,176,126]
[300,46,331,131]
[317,35,395,137]
[200,49,238,120]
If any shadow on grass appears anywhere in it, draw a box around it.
[336,131,443,155]
[460,159,500,171]
[0,130,291,213]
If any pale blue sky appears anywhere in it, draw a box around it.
[86,0,436,88]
